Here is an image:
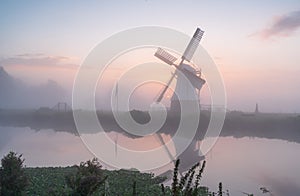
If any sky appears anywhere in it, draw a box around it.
[0,0,300,112]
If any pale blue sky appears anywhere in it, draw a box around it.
[0,0,300,112]
[1,0,298,56]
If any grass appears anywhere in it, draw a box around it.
[1,152,229,196]
[24,167,166,195]
[0,151,235,196]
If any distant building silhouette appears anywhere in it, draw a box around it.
[52,102,71,112]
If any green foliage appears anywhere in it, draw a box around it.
[161,184,166,196]
[167,159,209,196]
[210,182,230,196]
[193,160,206,195]
[218,182,222,196]
[23,165,166,195]
[65,158,107,196]
[0,154,226,196]
[25,166,75,195]
[103,169,166,195]
[184,169,195,195]
[171,159,180,196]
[132,180,137,196]
[179,162,199,191]
[0,151,28,196]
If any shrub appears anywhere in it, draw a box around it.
[65,158,107,196]
[0,151,28,196]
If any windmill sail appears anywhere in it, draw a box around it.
[182,28,204,62]
[154,27,205,102]
[156,72,176,103]
[154,48,177,65]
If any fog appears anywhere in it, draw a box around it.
[1,64,300,113]
[0,66,67,109]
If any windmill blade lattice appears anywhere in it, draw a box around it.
[154,48,177,65]
[182,28,204,62]
[153,27,205,104]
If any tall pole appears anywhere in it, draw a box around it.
[156,73,176,103]
[155,59,185,103]
[116,82,118,113]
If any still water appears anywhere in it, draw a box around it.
[0,126,299,196]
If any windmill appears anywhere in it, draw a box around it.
[153,28,206,170]
[154,28,206,113]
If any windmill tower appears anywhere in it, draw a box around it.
[154,28,206,114]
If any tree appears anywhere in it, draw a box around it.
[65,158,107,196]
[0,151,28,196]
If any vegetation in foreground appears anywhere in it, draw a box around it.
[0,151,255,196]
[0,152,28,195]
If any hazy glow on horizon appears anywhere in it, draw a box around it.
[1,0,300,112]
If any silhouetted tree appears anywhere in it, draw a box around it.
[0,151,28,196]
[65,158,107,196]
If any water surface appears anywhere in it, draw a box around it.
[0,126,299,195]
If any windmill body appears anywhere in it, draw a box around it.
[170,63,205,114]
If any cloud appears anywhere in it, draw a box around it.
[252,10,300,40]
[16,53,44,57]
[0,53,78,68]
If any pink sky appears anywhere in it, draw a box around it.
[1,1,300,112]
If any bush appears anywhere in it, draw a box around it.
[65,158,107,196]
[0,151,28,196]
